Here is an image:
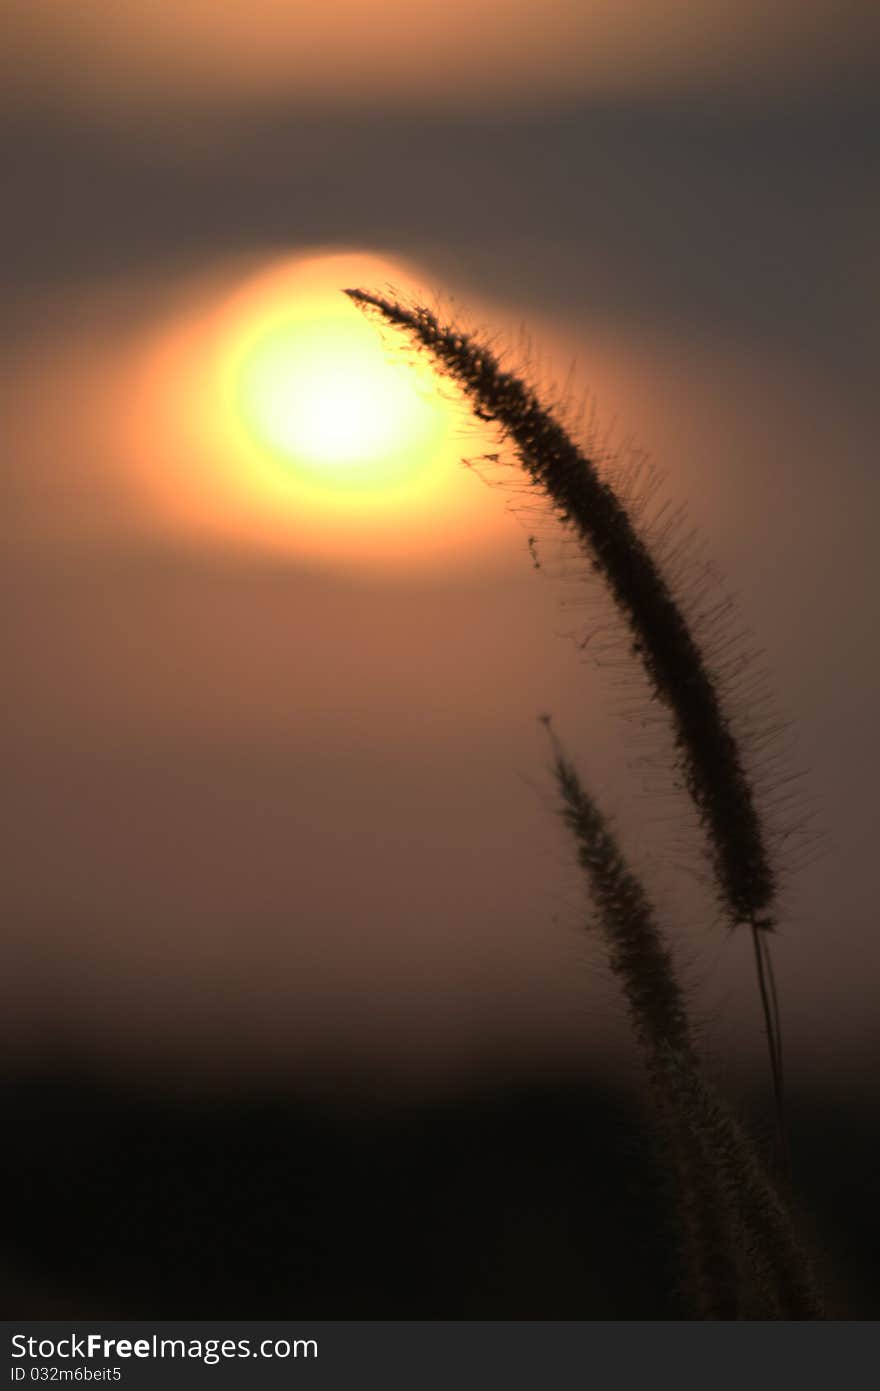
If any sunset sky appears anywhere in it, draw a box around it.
[3,1,879,1099]
[6,1,877,111]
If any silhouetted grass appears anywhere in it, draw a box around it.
[346,287,788,1171]
[345,286,818,1315]
[550,729,820,1315]
[345,290,773,930]
[660,1046,822,1318]
[549,725,738,1316]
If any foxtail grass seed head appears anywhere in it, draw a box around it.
[551,736,819,1317]
[345,289,776,931]
[347,286,796,1239]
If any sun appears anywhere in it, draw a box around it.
[234,298,440,491]
[214,252,468,511]
[241,324,398,469]
[127,249,507,565]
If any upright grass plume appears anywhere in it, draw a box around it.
[345,288,787,1155]
[551,733,820,1317]
[659,1045,822,1318]
[549,732,737,1316]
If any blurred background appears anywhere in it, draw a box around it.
[3,0,879,1315]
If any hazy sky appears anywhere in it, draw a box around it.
[3,3,879,1096]
[5,1,878,113]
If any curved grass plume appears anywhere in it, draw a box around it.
[345,287,813,1314]
[345,289,787,1142]
[344,290,773,930]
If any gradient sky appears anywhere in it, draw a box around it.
[3,2,879,1096]
[6,1,878,112]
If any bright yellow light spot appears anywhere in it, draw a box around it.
[243,328,396,470]
[126,250,506,567]
[234,303,440,491]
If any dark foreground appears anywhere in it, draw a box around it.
[3,1070,877,1318]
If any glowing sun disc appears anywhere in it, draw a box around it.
[127,249,505,566]
[235,306,438,489]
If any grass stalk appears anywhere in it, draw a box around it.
[660,1046,822,1318]
[551,735,819,1316]
[550,732,738,1315]
[345,288,788,1163]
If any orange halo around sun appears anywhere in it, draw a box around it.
[126,250,504,565]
